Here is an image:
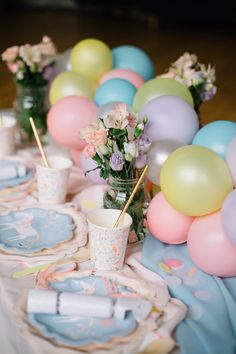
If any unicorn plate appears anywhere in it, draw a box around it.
[0,207,75,253]
[28,275,137,347]
[0,160,33,190]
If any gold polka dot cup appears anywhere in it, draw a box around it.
[35,155,72,204]
[87,209,133,271]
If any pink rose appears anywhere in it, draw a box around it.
[7,62,19,73]
[81,125,108,146]
[1,46,19,62]
[127,113,137,128]
[88,129,108,146]
[84,144,96,158]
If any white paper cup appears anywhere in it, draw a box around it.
[0,116,16,158]
[87,209,133,271]
[36,155,72,204]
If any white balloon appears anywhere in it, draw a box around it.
[55,48,72,74]
[147,139,184,185]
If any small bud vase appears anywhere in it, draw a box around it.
[13,83,48,144]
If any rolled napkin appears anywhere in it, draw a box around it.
[0,163,27,181]
[27,289,152,321]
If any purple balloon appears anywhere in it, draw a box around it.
[140,95,199,144]
[221,189,236,246]
[80,152,106,185]
[226,134,236,186]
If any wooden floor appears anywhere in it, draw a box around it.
[0,7,236,125]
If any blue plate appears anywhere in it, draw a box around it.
[0,207,75,253]
[28,276,137,346]
[0,160,33,190]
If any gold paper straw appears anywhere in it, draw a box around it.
[29,117,49,167]
[114,165,148,228]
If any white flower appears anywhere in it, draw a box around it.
[174,52,198,73]
[16,71,24,80]
[124,142,139,159]
[19,44,43,68]
[160,71,176,80]
[103,103,130,129]
[98,144,109,155]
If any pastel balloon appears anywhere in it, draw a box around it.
[70,148,82,165]
[160,145,233,216]
[221,189,236,246]
[70,38,112,81]
[54,48,72,74]
[96,101,134,120]
[147,192,194,244]
[147,139,183,185]
[49,71,96,104]
[47,96,97,149]
[188,211,236,277]
[99,68,144,89]
[226,134,236,186]
[80,150,106,185]
[192,120,236,159]
[153,184,161,196]
[141,96,199,144]
[95,78,137,106]
[112,45,155,81]
[133,77,194,112]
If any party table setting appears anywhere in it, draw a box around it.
[0,37,236,354]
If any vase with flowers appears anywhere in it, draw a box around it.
[1,36,57,142]
[161,52,217,122]
[80,103,151,243]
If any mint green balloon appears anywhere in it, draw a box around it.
[133,77,194,112]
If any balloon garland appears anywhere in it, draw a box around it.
[47,38,236,277]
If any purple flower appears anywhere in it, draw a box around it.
[138,134,152,153]
[134,154,147,169]
[109,151,125,171]
[200,85,217,102]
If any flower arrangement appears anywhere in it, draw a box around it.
[161,52,217,113]
[1,35,57,87]
[1,36,57,140]
[81,103,151,242]
[81,103,151,180]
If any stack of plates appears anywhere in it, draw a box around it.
[17,273,145,353]
[0,159,35,203]
[0,204,87,263]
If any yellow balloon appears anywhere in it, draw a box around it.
[133,77,194,112]
[70,38,112,81]
[160,145,233,216]
[49,71,96,105]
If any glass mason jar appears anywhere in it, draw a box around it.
[14,83,49,144]
[103,176,150,244]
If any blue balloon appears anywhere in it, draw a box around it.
[112,45,155,81]
[95,78,137,106]
[192,120,236,159]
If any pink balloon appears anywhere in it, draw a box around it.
[80,150,106,185]
[47,95,97,149]
[70,148,82,165]
[99,68,144,89]
[147,192,194,244]
[188,211,236,277]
